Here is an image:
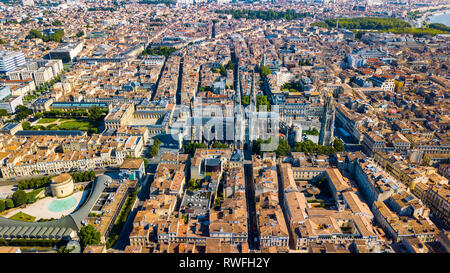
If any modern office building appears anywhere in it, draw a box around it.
[0,85,11,101]
[47,42,83,63]
[0,51,26,73]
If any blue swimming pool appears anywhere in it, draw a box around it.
[48,196,77,213]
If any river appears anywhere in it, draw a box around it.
[428,12,450,26]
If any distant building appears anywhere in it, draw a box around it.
[22,0,34,6]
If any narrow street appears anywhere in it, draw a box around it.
[244,161,259,250]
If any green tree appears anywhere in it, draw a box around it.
[212,142,229,149]
[5,199,14,209]
[52,20,63,26]
[88,106,103,122]
[183,142,207,156]
[71,172,79,182]
[34,112,44,119]
[89,170,96,180]
[0,200,5,212]
[78,225,101,250]
[256,95,270,112]
[333,139,345,152]
[12,190,27,207]
[252,138,272,155]
[218,65,227,76]
[26,29,43,39]
[225,60,234,70]
[187,179,201,191]
[26,194,36,204]
[241,95,250,105]
[15,105,33,121]
[260,65,272,79]
[276,138,291,156]
[0,109,8,116]
[149,138,162,158]
[304,128,319,136]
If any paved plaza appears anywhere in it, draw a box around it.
[3,190,89,221]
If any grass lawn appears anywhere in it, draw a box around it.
[32,118,93,131]
[58,120,91,131]
[37,118,58,124]
[9,211,36,222]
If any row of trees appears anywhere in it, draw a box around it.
[225,60,234,70]
[42,106,106,123]
[386,27,450,37]
[316,17,412,30]
[428,23,450,32]
[259,65,272,79]
[183,142,207,156]
[293,139,345,155]
[52,20,63,26]
[17,176,52,190]
[215,9,310,21]
[241,95,250,106]
[71,170,96,183]
[252,138,346,156]
[87,7,115,11]
[106,189,137,248]
[140,46,177,58]
[0,189,42,213]
[149,138,162,158]
[211,142,229,149]
[312,17,449,37]
[0,109,9,117]
[17,170,96,191]
[183,142,230,157]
